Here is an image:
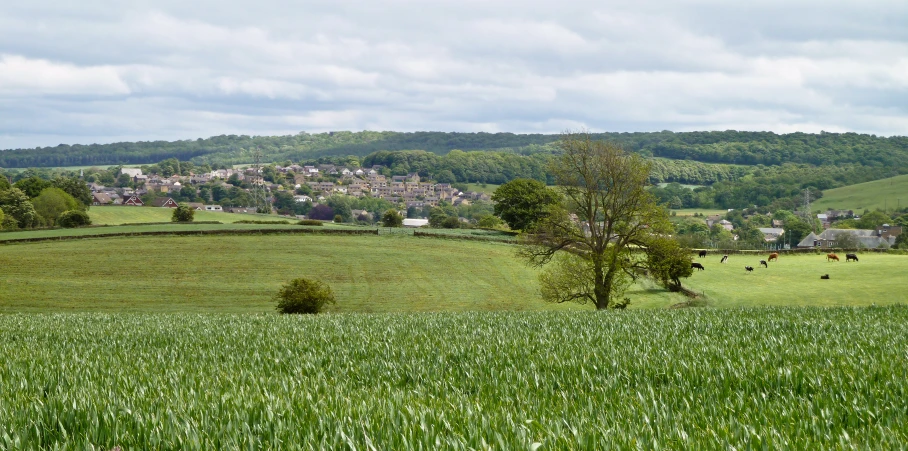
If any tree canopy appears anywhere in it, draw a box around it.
[491,178,560,231]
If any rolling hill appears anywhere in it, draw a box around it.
[812,173,908,213]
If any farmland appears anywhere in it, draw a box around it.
[812,173,908,212]
[2,234,908,312]
[87,205,279,225]
[1,309,906,449]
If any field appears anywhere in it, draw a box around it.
[87,205,280,225]
[1,309,906,449]
[3,234,908,312]
[669,208,727,217]
[812,173,908,212]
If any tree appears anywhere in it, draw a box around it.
[520,133,671,310]
[855,211,891,230]
[491,178,560,231]
[645,237,693,292]
[442,216,461,229]
[32,188,80,226]
[274,278,336,314]
[52,177,92,208]
[172,203,195,222]
[13,177,51,199]
[381,209,403,227]
[58,210,92,228]
[0,188,39,229]
[308,204,335,220]
[894,232,908,249]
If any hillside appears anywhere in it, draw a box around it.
[2,130,907,169]
[812,173,908,213]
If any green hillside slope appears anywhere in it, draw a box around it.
[812,174,908,212]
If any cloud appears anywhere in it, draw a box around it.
[0,0,906,150]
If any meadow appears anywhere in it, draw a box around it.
[87,205,280,225]
[1,309,906,449]
[812,173,908,212]
[2,234,907,313]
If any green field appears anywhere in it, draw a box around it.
[463,183,500,195]
[813,173,908,212]
[1,309,906,449]
[87,205,280,225]
[670,208,728,217]
[2,234,907,312]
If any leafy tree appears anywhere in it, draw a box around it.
[32,188,80,226]
[434,169,457,183]
[428,208,449,228]
[783,218,812,246]
[0,177,10,191]
[308,204,335,220]
[51,177,92,208]
[58,210,92,228]
[834,231,860,249]
[855,211,891,229]
[442,216,461,229]
[333,214,344,223]
[211,184,230,202]
[894,232,908,249]
[381,209,403,227]
[172,203,195,222]
[275,278,336,314]
[0,188,39,229]
[476,214,503,229]
[491,178,560,231]
[521,133,671,310]
[645,237,694,291]
[13,177,51,199]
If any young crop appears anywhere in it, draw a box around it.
[0,308,906,449]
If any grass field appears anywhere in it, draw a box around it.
[2,234,907,312]
[670,208,728,217]
[1,309,906,449]
[813,173,908,212]
[87,205,280,225]
[463,182,500,195]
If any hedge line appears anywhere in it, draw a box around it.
[413,231,516,243]
[0,228,378,245]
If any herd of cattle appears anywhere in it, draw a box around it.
[693,251,859,278]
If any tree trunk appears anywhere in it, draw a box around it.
[594,264,612,310]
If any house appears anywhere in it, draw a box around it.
[757,227,785,242]
[151,197,179,208]
[771,219,784,228]
[120,168,143,178]
[816,228,896,248]
[293,195,312,203]
[92,193,112,206]
[817,214,830,229]
[403,218,429,228]
[204,205,223,212]
[705,214,723,228]
[187,202,205,210]
[716,219,734,231]
[878,225,903,240]
[796,232,821,248]
[121,195,144,206]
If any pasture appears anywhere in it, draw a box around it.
[2,233,907,313]
[87,205,279,225]
[812,173,908,212]
[669,208,727,217]
[0,309,906,449]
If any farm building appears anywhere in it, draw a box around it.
[403,218,429,228]
[151,198,179,208]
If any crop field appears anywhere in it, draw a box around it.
[1,309,906,449]
[812,173,908,212]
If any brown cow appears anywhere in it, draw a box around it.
[827,253,839,262]
[768,253,779,262]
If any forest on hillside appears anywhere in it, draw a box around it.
[2,130,908,169]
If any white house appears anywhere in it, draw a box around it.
[204,205,223,212]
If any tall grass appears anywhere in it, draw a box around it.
[1,308,906,449]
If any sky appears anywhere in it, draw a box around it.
[1,0,907,149]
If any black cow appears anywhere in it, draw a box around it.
[698,250,707,258]
[821,274,830,279]
[745,266,754,273]
[760,260,768,268]
[846,253,859,262]
[720,255,728,264]
[691,262,705,271]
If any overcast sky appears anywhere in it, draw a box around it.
[1,0,907,149]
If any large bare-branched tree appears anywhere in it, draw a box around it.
[521,132,674,310]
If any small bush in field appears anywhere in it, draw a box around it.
[58,210,92,228]
[275,278,336,314]
[297,219,323,226]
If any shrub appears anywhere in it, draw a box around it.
[275,278,336,314]
[381,210,403,228]
[442,216,461,229]
[333,214,344,223]
[297,219,323,226]
[57,210,92,228]
[172,203,195,222]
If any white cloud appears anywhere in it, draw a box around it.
[0,55,130,96]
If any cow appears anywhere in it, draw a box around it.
[846,253,859,262]
[827,253,840,262]
[691,262,705,271]
[745,266,754,273]
[760,260,768,268]
[768,253,779,262]
[698,250,707,258]
[820,274,830,279]
[720,255,728,264]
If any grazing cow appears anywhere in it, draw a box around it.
[760,260,768,268]
[745,266,754,273]
[768,253,779,262]
[691,262,705,271]
[698,250,707,258]
[820,274,830,279]
[846,253,859,262]
[720,255,728,264]
[827,253,840,262]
